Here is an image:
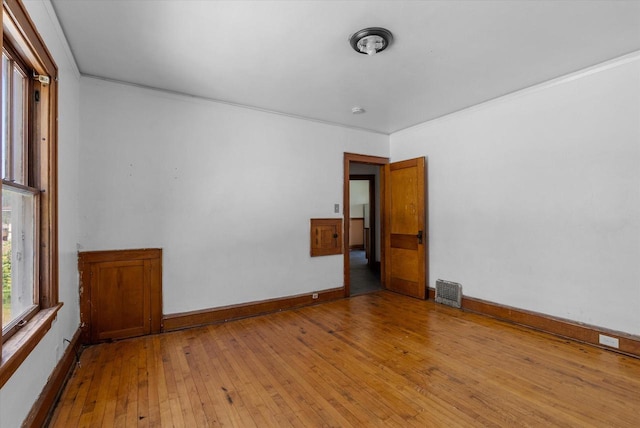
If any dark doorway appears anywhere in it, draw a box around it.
[349,174,381,295]
[343,152,388,297]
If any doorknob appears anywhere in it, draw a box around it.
[417,230,423,244]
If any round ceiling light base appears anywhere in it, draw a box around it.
[349,27,393,56]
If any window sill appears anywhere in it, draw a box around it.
[0,303,63,388]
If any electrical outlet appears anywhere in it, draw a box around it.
[598,334,619,349]
[312,293,319,299]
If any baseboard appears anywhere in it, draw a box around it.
[164,287,345,332]
[428,288,640,358]
[22,327,83,428]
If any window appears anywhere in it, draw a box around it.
[1,0,59,388]
[2,45,38,334]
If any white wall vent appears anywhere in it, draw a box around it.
[435,279,462,308]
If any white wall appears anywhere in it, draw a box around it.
[390,53,640,336]
[0,1,81,427]
[78,78,388,314]
[349,180,369,218]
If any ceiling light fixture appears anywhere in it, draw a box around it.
[349,27,393,56]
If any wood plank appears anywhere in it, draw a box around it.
[204,329,258,427]
[49,292,640,427]
[179,333,225,426]
[151,336,173,427]
[124,341,140,427]
[142,336,162,427]
[159,335,187,427]
[136,339,151,427]
[102,344,123,426]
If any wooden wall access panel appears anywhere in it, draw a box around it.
[310,218,343,257]
[79,249,162,344]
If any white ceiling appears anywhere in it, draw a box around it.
[50,0,640,134]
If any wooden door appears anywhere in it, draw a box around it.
[79,249,162,344]
[383,157,427,299]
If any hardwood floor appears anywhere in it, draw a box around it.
[48,292,640,427]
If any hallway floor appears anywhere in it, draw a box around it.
[349,249,382,295]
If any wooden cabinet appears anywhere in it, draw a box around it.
[310,218,343,256]
[79,249,162,344]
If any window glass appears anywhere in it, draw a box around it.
[2,52,9,180]
[11,64,26,184]
[2,187,36,329]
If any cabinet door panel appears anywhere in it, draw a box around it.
[91,260,150,342]
[79,248,162,344]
